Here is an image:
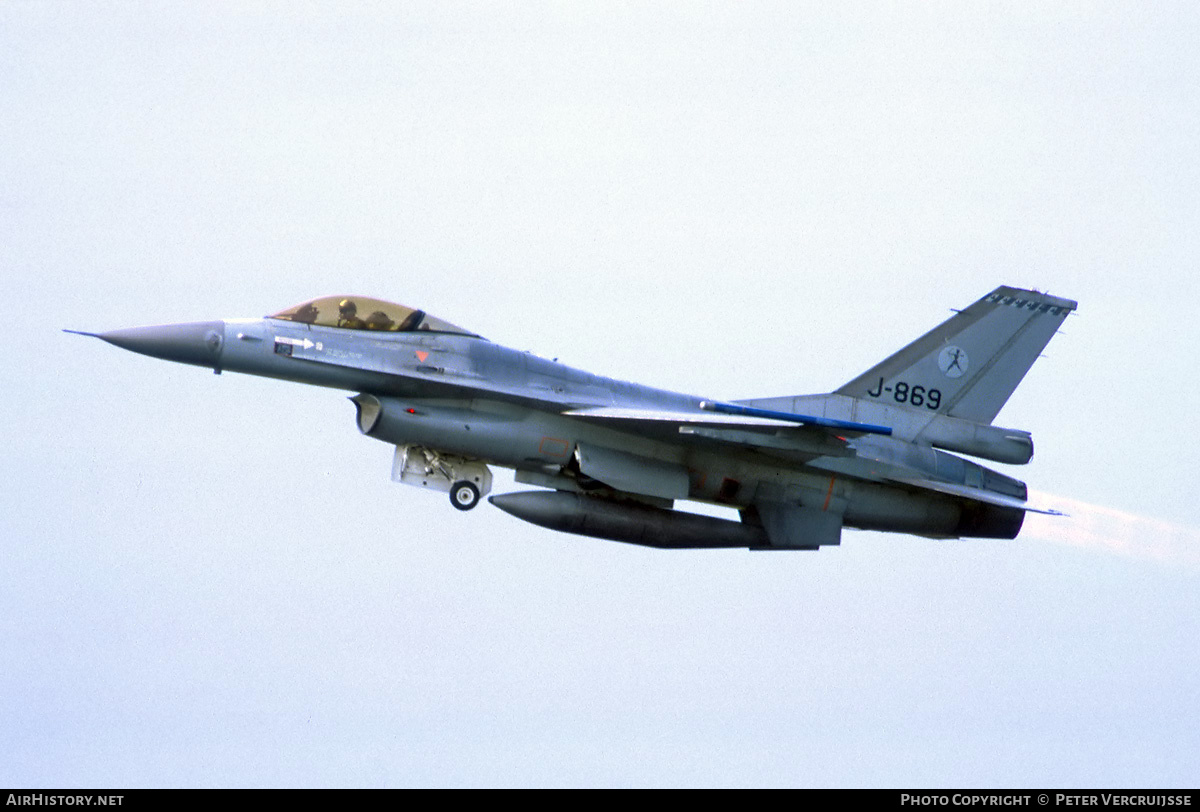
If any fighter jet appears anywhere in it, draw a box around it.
[68,286,1074,550]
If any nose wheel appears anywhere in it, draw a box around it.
[450,480,482,511]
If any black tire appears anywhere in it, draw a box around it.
[450,480,481,511]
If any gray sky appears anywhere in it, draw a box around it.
[3,2,1198,788]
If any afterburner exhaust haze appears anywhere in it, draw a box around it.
[1025,492,1200,569]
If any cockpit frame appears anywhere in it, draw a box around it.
[269,296,478,337]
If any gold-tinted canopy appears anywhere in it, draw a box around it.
[269,296,476,336]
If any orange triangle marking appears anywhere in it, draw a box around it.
[415,351,429,363]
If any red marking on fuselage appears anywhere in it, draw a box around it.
[539,437,570,458]
[822,476,837,512]
[415,351,429,363]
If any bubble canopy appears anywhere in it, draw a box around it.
[268,296,478,336]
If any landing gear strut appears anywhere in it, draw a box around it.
[390,445,492,511]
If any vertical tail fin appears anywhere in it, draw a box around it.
[836,286,1077,425]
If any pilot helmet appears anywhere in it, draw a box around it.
[338,299,358,318]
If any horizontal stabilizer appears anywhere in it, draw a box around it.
[888,475,1064,516]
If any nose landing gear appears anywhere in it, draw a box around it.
[450,480,482,511]
[390,444,492,511]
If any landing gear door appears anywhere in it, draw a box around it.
[391,445,493,497]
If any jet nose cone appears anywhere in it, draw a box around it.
[89,321,225,368]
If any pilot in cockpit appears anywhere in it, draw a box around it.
[337,299,367,330]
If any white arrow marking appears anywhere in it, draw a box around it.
[275,336,315,350]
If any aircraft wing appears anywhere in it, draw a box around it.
[565,406,799,429]
[562,406,867,459]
